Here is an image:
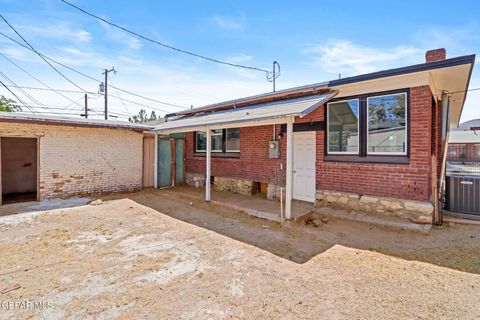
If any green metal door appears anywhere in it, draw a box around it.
[157,139,172,187]
[175,139,184,184]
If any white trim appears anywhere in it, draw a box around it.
[366,92,408,156]
[285,115,294,219]
[155,118,290,135]
[153,134,158,188]
[206,127,211,201]
[326,98,360,155]
[195,131,222,153]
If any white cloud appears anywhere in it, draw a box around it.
[303,39,422,76]
[18,23,92,43]
[413,22,479,54]
[210,13,246,31]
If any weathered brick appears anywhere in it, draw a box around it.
[0,122,143,200]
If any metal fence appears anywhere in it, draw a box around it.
[446,143,480,218]
[446,143,480,176]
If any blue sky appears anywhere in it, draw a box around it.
[0,0,479,121]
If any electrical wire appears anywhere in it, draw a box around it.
[0,52,90,111]
[0,79,35,112]
[61,0,271,76]
[0,71,44,107]
[0,14,87,93]
[2,85,96,95]
[0,31,188,109]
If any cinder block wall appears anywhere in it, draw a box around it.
[185,85,436,202]
[0,122,143,200]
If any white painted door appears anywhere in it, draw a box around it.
[293,131,316,202]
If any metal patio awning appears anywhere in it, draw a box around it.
[151,93,335,133]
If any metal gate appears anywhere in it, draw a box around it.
[445,143,480,219]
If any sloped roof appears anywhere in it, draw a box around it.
[153,93,334,132]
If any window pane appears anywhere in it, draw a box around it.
[226,128,240,151]
[328,100,359,153]
[368,93,406,154]
[196,132,206,151]
[211,133,223,151]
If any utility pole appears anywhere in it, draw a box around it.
[101,67,116,120]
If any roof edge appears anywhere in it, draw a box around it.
[168,82,329,118]
[328,54,476,87]
[171,54,475,120]
[0,114,151,132]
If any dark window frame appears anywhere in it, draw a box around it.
[324,88,411,164]
[193,128,241,158]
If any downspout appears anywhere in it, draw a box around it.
[437,92,452,224]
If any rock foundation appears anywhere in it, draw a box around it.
[213,177,258,195]
[316,190,433,223]
[185,173,205,188]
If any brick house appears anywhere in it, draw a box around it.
[152,49,475,224]
[0,113,148,204]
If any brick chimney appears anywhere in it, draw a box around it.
[425,48,446,63]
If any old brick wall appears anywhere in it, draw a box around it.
[0,122,143,200]
[185,85,435,202]
[186,125,286,186]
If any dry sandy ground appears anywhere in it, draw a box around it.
[0,189,479,319]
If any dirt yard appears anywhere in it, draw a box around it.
[1,189,479,319]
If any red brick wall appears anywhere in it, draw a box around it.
[186,85,435,202]
[185,125,287,186]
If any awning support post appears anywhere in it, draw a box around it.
[285,116,294,219]
[206,127,211,201]
[154,133,158,188]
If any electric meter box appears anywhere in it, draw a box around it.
[268,140,280,158]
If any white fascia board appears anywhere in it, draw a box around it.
[153,116,294,134]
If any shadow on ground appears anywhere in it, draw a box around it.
[100,188,480,275]
[1,188,479,274]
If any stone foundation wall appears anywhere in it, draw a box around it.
[266,184,283,201]
[316,190,433,223]
[213,177,257,195]
[185,173,205,188]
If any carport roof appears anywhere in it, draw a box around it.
[151,93,335,133]
[0,112,152,131]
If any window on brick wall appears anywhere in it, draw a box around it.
[326,89,409,162]
[367,93,407,155]
[327,99,359,154]
[195,128,240,153]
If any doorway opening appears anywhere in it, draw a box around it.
[1,137,38,205]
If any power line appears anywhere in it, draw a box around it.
[450,87,480,94]
[0,14,87,93]
[0,70,44,107]
[0,52,92,107]
[61,0,271,76]
[17,105,82,111]
[0,31,188,109]
[0,79,35,112]
[0,52,90,111]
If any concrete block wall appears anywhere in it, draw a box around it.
[0,122,143,200]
